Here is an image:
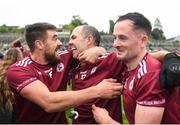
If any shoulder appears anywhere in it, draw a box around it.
[139,53,161,74]
[146,53,162,70]
[97,52,121,64]
[7,57,34,79]
[59,50,73,63]
[97,52,117,59]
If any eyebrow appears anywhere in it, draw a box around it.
[52,34,58,39]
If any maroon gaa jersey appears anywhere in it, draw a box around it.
[7,50,73,123]
[123,53,180,124]
[72,52,124,124]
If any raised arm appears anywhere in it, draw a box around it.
[78,46,106,64]
[20,78,122,112]
[150,50,169,62]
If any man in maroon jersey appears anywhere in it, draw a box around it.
[68,25,124,124]
[6,22,123,123]
[92,12,180,124]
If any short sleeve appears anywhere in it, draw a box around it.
[7,64,37,93]
[136,71,168,107]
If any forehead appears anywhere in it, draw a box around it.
[46,30,58,37]
[71,26,83,36]
[113,20,134,34]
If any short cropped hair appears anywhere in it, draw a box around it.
[116,12,152,36]
[81,25,101,46]
[25,22,57,52]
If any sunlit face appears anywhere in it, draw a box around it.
[113,20,143,62]
[68,27,88,59]
[44,30,62,65]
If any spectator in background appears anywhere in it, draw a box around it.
[0,48,23,123]
[11,38,30,57]
[92,12,180,124]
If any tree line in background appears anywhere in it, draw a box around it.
[0,16,166,40]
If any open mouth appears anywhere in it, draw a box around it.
[71,47,77,51]
[68,46,77,51]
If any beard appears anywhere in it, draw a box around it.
[44,48,60,65]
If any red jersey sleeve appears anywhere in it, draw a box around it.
[7,62,37,93]
[136,71,167,107]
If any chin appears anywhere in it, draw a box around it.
[117,54,125,60]
[73,54,78,59]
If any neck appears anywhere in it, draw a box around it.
[30,52,48,65]
[80,61,88,66]
[126,50,147,71]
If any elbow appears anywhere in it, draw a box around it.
[43,105,56,113]
[41,99,65,113]
[43,104,66,113]
[40,99,59,113]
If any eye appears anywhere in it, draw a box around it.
[71,35,77,40]
[52,35,58,41]
[113,35,117,40]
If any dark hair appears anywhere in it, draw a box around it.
[81,25,101,46]
[25,22,57,53]
[116,12,152,36]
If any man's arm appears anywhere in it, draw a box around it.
[135,104,164,123]
[78,46,106,64]
[20,78,122,112]
[150,50,169,62]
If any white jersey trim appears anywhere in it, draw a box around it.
[138,59,147,79]
[137,99,166,106]
[16,58,32,67]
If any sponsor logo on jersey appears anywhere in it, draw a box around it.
[137,99,166,105]
[80,71,87,80]
[44,68,53,78]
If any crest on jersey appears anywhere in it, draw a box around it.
[91,67,97,74]
[57,63,64,72]
[129,77,135,90]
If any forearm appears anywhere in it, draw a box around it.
[95,46,107,56]
[46,86,99,112]
[150,50,169,62]
[106,118,121,124]
[21,79,121,113]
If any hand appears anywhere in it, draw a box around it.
[78,47,106,64]
[95,78,123,99]
[92,104,112,124]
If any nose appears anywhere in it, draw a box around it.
[68,39,72,46]
[57,39,63,46]
[113,39,119,48]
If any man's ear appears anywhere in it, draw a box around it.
[35,40,44,50]
[141,34,148,47]
[87,35,94,46]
